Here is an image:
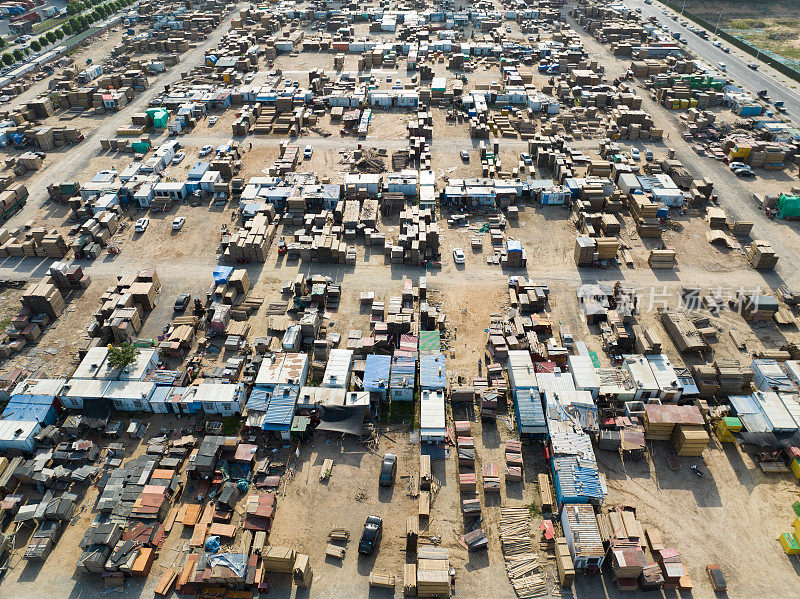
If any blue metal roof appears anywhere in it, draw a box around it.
[419,354,446,389]
[513,389,546,436]
[2,397,56,425]
[187,161,210,181]
[263,384,299,431]
[551,455,604,506]
[390,355,416,387]
[364,354,391,390]
[149,386,171,404]
[246,387,270,412]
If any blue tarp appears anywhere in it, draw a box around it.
[551,455,604,506]
[213,266,234,284]
[246,387,270,412]
[3,395,58,425]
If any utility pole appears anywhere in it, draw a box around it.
[680,0,686,17]
[714,11,722,37]
[755,29,767,61]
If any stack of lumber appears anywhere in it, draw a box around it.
[648,249,676,269]
[595,237,620,260]
[714,359,753,394]
[670,424,709,456]
[454,420,471,437]
[369,572,394,589]
[555,537,575,588]
[505,440,523,481]
[459,472,477,492]
[537,473,554,513]
[482,463,501,492]
[643,404,705,440]
[660,309,706,353]
[416,546,449,598]
[746,240,778,270]
[262,547,296,573]
[690,364,719,398]
[499,508,546,598]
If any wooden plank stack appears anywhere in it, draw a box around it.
[499,508,546,598]
[555,537,575,588]
[670,424,709,456]
[746,240,778,270]
[416,546,449,598]
[648,249,676,269]
[262,547,296,573]
[482,463,501,492]
[537,474,554,513]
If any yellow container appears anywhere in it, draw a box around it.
[779,532,800,555]
[689,99,698,108]
[715,421,735,442]
[671,100,680,109]
[680,99,690,109]
[792,517,800,534]
[790,458,800,479]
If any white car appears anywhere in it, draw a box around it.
[199,145,214,157]
[171,152,185,165]
[304,145,313,159]
[717,62,726,72]
[453,248,466,264]
[134,217,149,233]
[629,147,640,161]
[172,217,185,231]
[209,116,218,125]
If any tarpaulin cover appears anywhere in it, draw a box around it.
[734,430,800,449]
[207,553,247,578]
[213,266,234,284]
[778,194,800,220]
[315,404,368,435]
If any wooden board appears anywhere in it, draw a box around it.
[182,504,201,526]
[164,507,179,533]
[154,568,178,597]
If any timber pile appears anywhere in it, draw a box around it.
[352,148,386,173]
[499,507,547,598]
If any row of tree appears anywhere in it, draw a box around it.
[0,0,136,66]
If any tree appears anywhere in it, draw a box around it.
[66,2,78,15]
[0,37,5,49]
[23,47,29,55]
[30,39,40,52]
[38,36,48,47]
[54,28,64,40]
[12,49,22,61]
[107,342,140,371]
[45,31,56,43]
[61,23,72,35]
[1,53,12,65]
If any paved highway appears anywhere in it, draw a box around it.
[624,0,800,125]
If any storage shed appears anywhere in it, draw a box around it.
[194,383,246,415]
[322,349,354,389]
[262,384,300,438]
[622,355,659,400]
[390,355,416,402]
[560,503,605,570]
[567,355,599,399]
[513,388,547,441]
[507,350,537,390]
[363,354,391,402]
[103,381,156,412]
[255,352,309,389]
[419,354,446,391]
[420,390,446,443]
[0,420,41,453]
[646,354,683,401]
[752,359,796,393]
[2,394,59,426]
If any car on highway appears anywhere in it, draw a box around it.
[722,46,730,53]
[134,217,149,233]
[717,62,726,72]
[171,152,185,165]
[629,147,640,161]
[747,63,759,70]
[199,145,214,157]
[453,248,466,264]
[174,293,191,312]
[379,453,397,486]
[172,217,185,231]
[358,515,383,555]
[712,40,722,48]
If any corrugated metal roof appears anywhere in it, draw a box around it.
[246,387,270,412]
[1,401,52,423]
[622,355,659,391]
[322,349,354,388]
[262,384,299,431]
[195,383,242,404]
[11,378,66,397]
[561,503,604,557]
[363,355,391,390]
[552,456,604,504]
[568,355,600,395]
[513,389,546,434]
[754,391,798,432]
[420,390,446,438]
[390,355,415,387]
[419,354,446,389]
[507,350,536,389]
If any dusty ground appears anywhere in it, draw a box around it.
[2,2,800,599]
